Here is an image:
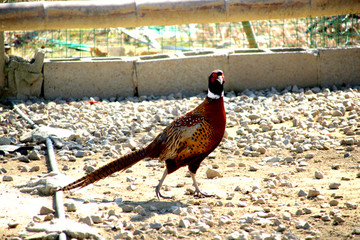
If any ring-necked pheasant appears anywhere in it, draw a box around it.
[59,70,226,199]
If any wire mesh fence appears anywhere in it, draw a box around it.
[4,14,360,59]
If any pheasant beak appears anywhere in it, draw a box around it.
[217,75,225,84]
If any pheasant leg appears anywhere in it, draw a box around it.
[190,172,214,198]
[155,169,172,199]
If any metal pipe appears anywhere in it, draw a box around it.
[10,101,67,239]
[46,138,67,240]
[46,137,59,173]
[0,0,359,31]
[11,102,37,129]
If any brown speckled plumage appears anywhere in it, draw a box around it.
[59,70,226,199]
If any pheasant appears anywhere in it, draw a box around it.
[59,70,226,199]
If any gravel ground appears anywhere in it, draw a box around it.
[1,84,360,240]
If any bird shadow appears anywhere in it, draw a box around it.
[65,196,189,221]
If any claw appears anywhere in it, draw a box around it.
[155,185,172,199]
[194,189,215,198]
[190,172,215,198]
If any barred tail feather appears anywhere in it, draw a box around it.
[59,147,150,191]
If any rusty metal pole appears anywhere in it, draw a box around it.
[0,0,359,31]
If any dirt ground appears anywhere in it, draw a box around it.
[1,125,360,240]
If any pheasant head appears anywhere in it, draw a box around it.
[207,70,225,99]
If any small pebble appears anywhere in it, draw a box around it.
[40,206,55,215]
[8,221,19,228]
[314,170,324,179]
[2,175,13,182]
[329,182,341,189]
[206,168,222,179]
[249,165,259,171]
[65,203,77,212]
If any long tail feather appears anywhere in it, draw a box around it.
[59,147,150,191]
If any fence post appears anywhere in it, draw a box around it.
[242,21,258,48]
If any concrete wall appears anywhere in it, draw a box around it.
[42,47,360,99]
[44,58,135,99]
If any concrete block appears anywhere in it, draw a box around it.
[319,47,360,87]
[228,48,318,91]
[43,58,134,99]
[135,51,228,97]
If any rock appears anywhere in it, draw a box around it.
[277,224,287,232]
[321,215,331,221]
[329,199,339,206]
[91,215,102,224]
[133,229,144,235]
[176,181,185,187]
[353,228,360,235]
[8,221,19,228]
[248,114,260,120]
[80,216,94,226]
[227,230,248,240]
[0,137,13,145]
[126,184,137,191]
[315,170,324,179]
[262,156,281,163]
[282,212,291,221]
[65,203,77,212]
[329,182,341,189]
[122,205,134,213]
[83,165,96,173]
[295,209,303,216]
[333,215,345,224]
[75,150,86,158]
[307,188,321,198]
[44,214,54,221]
[296,220,311,229]
[134,205,146,216]
[30,166,40,172]
[219,215,232,226]
[150,222,163,230]
[206,168,222,179]
[28,150,42,160]
[227,162,236,167]
[18,156,30,163]
[18,165,31,172]
[345,202,357,209]
[341,137,356,145]
[179,219,190,228]
[3,175,14,181]
[331,164,340,170]
[303,208,312,214]
[40,206,55,215]
[33,216,42,223]
[305,153,315,159]
[237,201,247,208]
[62,165,69,171]
[249,165,259,171]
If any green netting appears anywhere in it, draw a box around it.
[4,15,360,59]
